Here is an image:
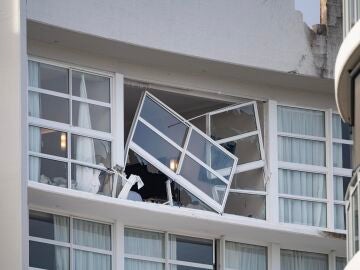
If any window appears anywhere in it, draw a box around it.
[124,228,214,270]
[28,60,115,196]
[29,210,112,270]
[278,106,327,227]
[280,249,328,270]
[336,257,346,270]
[332,114,352,230]
[225,241,267,270]
[125,92,238,213]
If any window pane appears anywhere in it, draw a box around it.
[333,143,352,168]
[277,106,325,137]
[169,235,213,265]
[72,71,110,103]
[170,265,210,270]
[72,101,111,133]
[29,156,68,187]
[179,155,227,204]
[336,257,347,270]
[225,241,267,270]
[278,169,326,199]
[74,249,111,270]
[29,61,69,94]
[173,183,214,212]
[225,193,266,220]
[190,115,206,134]
[335,205,346,230]
[140,96,188,147]
[333,114,352,140]
[281,249,327,270]
[211,105,257,140]
[278,137,325,166]
[133,121,182,170]
[125,228,165,258]
[222,135,261,165]
[29,91,69,124]
[352,188,359,253]
[279,198,327,227]
[71,164,112,196]
[125,258,164,270]
[29,210,69,242]
[334,176,351,201]
[29,126,67,158]
[73,219,111,250]
[187,130,234,179]
[29,241,69,270]
[71,134,111,168]
[230,168,265,191]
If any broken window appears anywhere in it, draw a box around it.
[123,92,238,213]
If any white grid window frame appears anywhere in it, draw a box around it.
[276,104,353,231]
[28,209,115,270]
[27,57,124,195]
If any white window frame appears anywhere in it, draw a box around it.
[124,227,215,270]
[27,57,124,194]
[125,91,238,213]
[276,104,353,232]
[28,208,115,270]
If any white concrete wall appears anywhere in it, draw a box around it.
[0,0,28,269]
[27,0,320,77]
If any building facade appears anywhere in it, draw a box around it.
[335,0,360,269]
[0,0,352,269]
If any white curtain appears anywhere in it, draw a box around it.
[124,228,164,270]
[334,205,345,229]
[225,241,266,270]
[333,143,345,168]
[334,176,345,201]
[73,219,111,270]
[332,114,343,139]
[280,250,328,270]
[54,215,70,270]
[75,74,100,193]
[29,61,41,182]
[336,257,346,270]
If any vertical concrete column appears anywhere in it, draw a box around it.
[268,243,281,270]
[0,0,28,269]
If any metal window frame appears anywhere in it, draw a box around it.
[125,92,238,213]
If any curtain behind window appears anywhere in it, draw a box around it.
[225,241,267,270]
[280,250,327,270]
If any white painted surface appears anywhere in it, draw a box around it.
[0,0,28,269]
[27,0,320,77]
[346,251,360,270]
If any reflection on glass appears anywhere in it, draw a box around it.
[71,164,112,196]
[190,115,206,134]
[333,143,352,169]
[29,210,70,242]
[278,169,326,199]
[72,71,110,103]
[277,106,325,137]
[334,176,351,201]
[29,126,67,158]
[332,114,352,140]
[74,250,111,270]
[29,61,69,94]
[73,219,111,250]
[72,101,111,133]
[29,91,69,124]
[334,205,346,230]
[125,228,165,258]
[278,137,325,166]
[125,258,164,270]
[140,96,188,146]
[231,168,265,191]
[222,135,261,165]
[211,105,257,140]
[169,235,213,265]
[225,193,266,219]
[188,130,234,178]
[225,241,267,270]
[29,241,70,270]
[180,155,227,204]
[279,198,326,227]
[133,121,182,170]
[29,156,68,187]
[71,134,111,168]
